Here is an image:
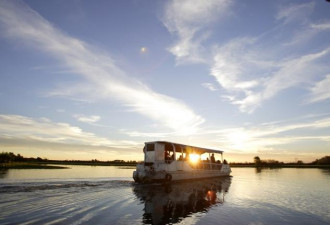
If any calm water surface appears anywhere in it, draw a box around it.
[0,166,329,225]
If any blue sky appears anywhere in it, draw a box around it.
[0,0,329,162]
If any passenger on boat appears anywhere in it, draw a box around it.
[205,157,210,169]
[216,160,221,169]
[184,152,189,161]
[210,154,215,163]
[165,150,170,160]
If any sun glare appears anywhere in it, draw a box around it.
[140,47,147,53]
[189,154,199,163]
[227,130,250,150]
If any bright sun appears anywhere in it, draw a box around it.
[189,154,199,163]
[140,47,147,53]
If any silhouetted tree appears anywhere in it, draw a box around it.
[312,156,330,165]
[254,156,261,166]
[297,160,303,165]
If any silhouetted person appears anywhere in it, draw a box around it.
[165,150,170,162]
[210,154,215,163]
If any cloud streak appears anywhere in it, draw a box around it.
[0,0,204,134]
[163,1,330,113]
[73,114,101,126]
[209,3,330,113]
[307,75,330,103]
[0,114,142,160]
[163,0,231,64]
[275,2,314,25]
[0,114,137,148]
[214,45,330,113]
[212,116,330,152]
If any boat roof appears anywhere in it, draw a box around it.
[145,141,224,154]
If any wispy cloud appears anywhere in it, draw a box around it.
[73,114,101,125]
[209,3,330,113]
[0,114,136,148]
[212,116,330,152]
[162,0,231,64]
[162,1,330,113]
[307,74,330,103]
[275,2,314,25]
[224,46,330,112]
[310,21,330,30]
[0,114,142,160]
[121,130,173,138]
[202,83,218,91]
[0,0,204,134]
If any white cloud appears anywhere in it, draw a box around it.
[276,2,314,24]
[210,37,269,113]
[0,114,135,148]
[210,17,330,113]
[210,37,263,91]
[311,22,330,30]
[212,116,330,152]
[0,114,145,160]
[212,46,330,113]
[0,1,204,134]
[202,83,217,91]
[73,114,101,124]
[122,130,172,138]
[163,0,231,64]
[162,1,330,113]
[307,74,330,103]
[262,48,330,100]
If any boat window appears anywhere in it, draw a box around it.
[164,143,174,162]
[176,152,185,161]
[164,143,172,152]
[146,144,155,152]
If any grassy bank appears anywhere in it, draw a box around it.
[43,161,137,167]
[230,164,330,169]
[1,162,69,169]
[1,162,330,169]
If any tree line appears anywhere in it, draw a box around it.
[0,152,138,165]
[253,156,330,166]
[2,151,329,166]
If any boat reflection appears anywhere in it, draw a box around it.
[133,177,231,224]
[0,169,8,179]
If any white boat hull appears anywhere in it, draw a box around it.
[133,163,231,183]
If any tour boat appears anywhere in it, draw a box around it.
[133,141,231,183]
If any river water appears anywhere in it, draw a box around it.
[0,166,329,225]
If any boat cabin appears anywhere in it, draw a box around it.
[134,141,231,183]
[143,141,226,169]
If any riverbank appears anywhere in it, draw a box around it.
[44,161,137,167]
[1,161,137,169]
[0,162,69,169]
[2,162,330,170]
[230,164,330,168]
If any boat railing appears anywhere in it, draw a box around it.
[162,159,224,170]
[192,161,222,170]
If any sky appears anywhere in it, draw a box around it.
[0,0,330,163]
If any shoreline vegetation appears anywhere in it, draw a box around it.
[230,156,330,168]
[0,152,137,169]
[1,152,329,169]
[1,162,69,169]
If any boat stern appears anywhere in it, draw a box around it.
[133,163,156,183]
